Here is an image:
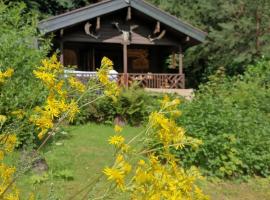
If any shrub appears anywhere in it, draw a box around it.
[74,84,163,126]
[0,2,50,146]
[176,61,270,178]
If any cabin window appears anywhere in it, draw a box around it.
[63,49,78,67]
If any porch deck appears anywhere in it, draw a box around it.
[66,70,185,89]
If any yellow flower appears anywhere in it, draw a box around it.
[33,70,55,87]
[58,100,69,112]
[0,68,14,83]
[161,95,170,107]
[134,168,151,184]
[0,68,14,84]
[171,98,180,106]
[0,151,4,160]
[45,97,61,119]
[67,100,79,122]
[114,125,123,133]
[68,77,86,93]
[172,110,182,117]
[97,70,110,85]
[123,163,132,174]
[28,193,35,200]
[108,135,125,147]
[11,110,25,119]
[38,129,48,140]
[0,115,7,124]
[149,112,170,131]
[138,159,145,166]
[5,134,17,152]
[101,57,113,67]
[33,112,53,130]
[103,167,125,189]
[54,80,67,97]
[116,154,124,163]
[121,144,130,153]
[3,68,14,77]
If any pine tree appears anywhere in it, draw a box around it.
[149,0,270,86]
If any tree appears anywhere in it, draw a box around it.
[149,0,270,87]
[4,0,99,16]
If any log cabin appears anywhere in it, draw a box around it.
[39,0,206,89]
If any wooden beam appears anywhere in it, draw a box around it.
[96,17,100,30]
[178,46,183,74]
[60,29,64,37]
[123,42,128,86]
[154,21,160,34]
[126,7,131,21]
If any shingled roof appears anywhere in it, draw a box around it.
[39,0,207,43]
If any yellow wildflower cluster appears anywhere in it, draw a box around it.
[103,124,132,190]
[0,68,19,200]
[68,77,86,93]
[31,55,81,139]
[0,132,19,200]
[108,124,130,152]
[0,68,14,84]
[103,96,208,200]
[0,134,17,153]
[149,96,202,150]
[0,163,19,200]
[97,57,120,102]
[131,154,208,200]
[10,110,25,120]
[103,154,132,190]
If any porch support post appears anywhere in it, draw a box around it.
[178,45,183,74]
[60,40,64,65]
[123,42,128,87]
[178,45,185,88]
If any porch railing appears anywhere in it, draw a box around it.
[65,70,185,89]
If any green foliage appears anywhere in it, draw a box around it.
[0,2,50,146]
[75,84,162,126]
[176,60,270,178]
[4,0,97,16]
[53,169,74,180]
[30,173,49,185]
[149,0,270,87]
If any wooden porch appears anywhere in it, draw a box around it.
[66,71,185,89]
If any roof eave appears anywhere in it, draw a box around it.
[38,0,207,43]
[38,0,128,34]
[130,0,206,43]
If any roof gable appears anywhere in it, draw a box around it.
[38,0,206,43]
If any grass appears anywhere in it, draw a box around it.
[9,123,270,199]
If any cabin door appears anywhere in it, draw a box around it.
[94,44,123,72]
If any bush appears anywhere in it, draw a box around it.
[176,61,270,178]
[0,2,50,146]
[74,84,163,126]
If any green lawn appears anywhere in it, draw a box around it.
[10,124,270,199]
